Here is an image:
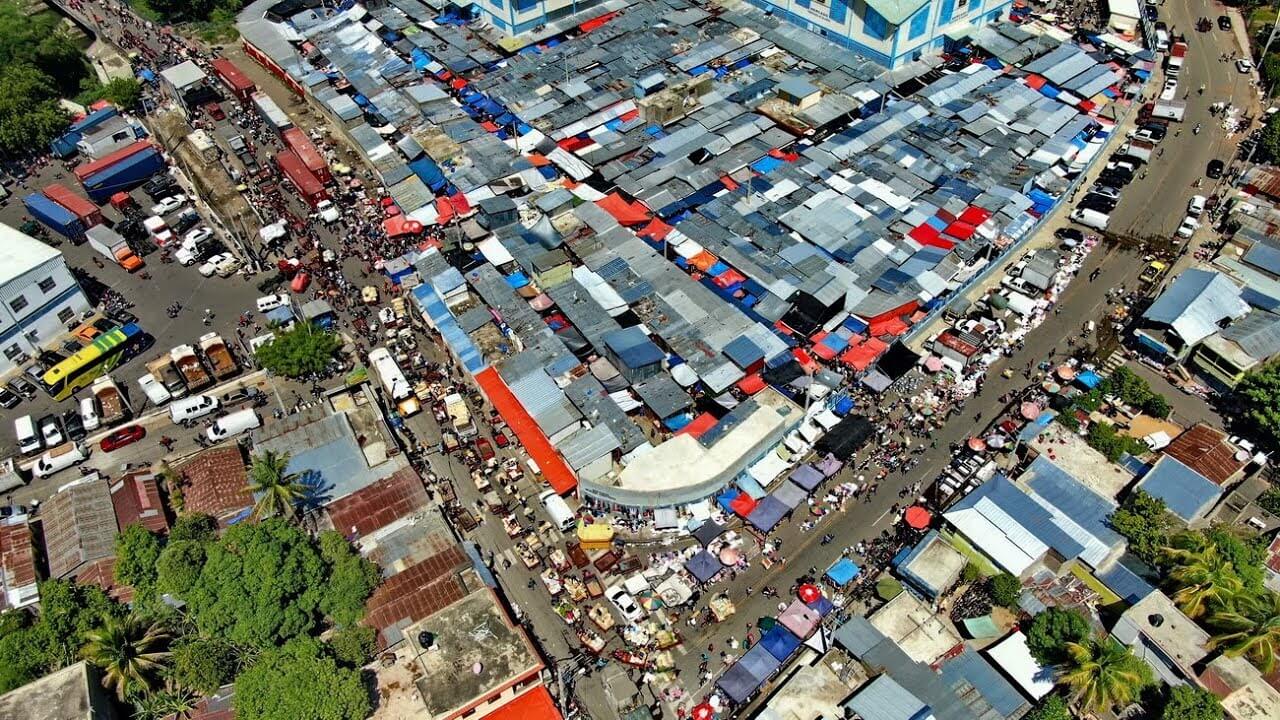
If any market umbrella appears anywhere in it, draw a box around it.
[719,547,741,565]
[797,584,822,604]
[985,435,1006,449]
[1020,402,1041,420]
[904,505,931,529]
[692,704,715,720]
[1056,365,1076,381]
[924,356,944,373]
[757,617,777,631]
[1042,381,1061,394]
[967,437,987,452]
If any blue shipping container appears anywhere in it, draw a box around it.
[22,193,85,241]
[82,148,165,203]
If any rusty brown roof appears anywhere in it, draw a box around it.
[176,446,253,521]
[1163,424,1246,486]
[42,477,117,580]
[0,518,37,600]
[325,466,428,539]
[110,472,170,534]
[362,546,469,647]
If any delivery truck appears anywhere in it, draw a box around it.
[170,344,212,392]
[86,226,144,272]
[43,184,103,228]
[275,150,329,207]
[198,332,239,379]
[1151,99,1186,122]
[282,128,331,183]
[210,58,256,103]
[22,193,85,242]
[91,375,131,425]
[252,92,293,134]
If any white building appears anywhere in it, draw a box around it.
[0,224,92,374]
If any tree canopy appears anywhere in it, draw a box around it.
[0,1,94,155]
[254,325,340,379]
[1158,685,1222,720]
[1024,694,1070,720]
[233,639,370,720]
[990,573,1022,608]
[171,637,239,695]
[115,524,164,601]
[0,580,123,692]
[1109,490,1173,566]
[1025,608,1092,666]
[1259,111,1280,165]
[1238,360,1280,445]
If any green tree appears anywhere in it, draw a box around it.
[87,77,143,109]
[114,524,164,599]
[1109,490,1173,565]
[1202,526,1268,595]
[38,579,123,668]
[1159,685,1223,720]
[156,540,206,598]
[1259,486,1280,517]
[0,611,52,692]
[169,513,219,543]
[171,637,239,695]
[0,64,68,155]
[0,1,90,93]
[1208,591,1280,673]
[329,625,377,668]
[317,531,379,627]
[81,613,172,701]
[1238,360,1280,443]
[1164,538,1245,619]
[1086,421,1146,461]
[1059,637,1151,713]
[249,450,307,521]
[1025,608,1092,666]
[131,683,198,720]
[1143,394,1171,419]
[1024,694,1071,720]
[990,573,1022,608]
[234,639,370,720]
[254,325,340,379]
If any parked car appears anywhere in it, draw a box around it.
[142,175,178,199]
[202,101,226,120]
[172,210,201,235]
[1188,194,1207,217]
[255,293,290,312]
[199,253,235,277]
[1237,59,1254,74]
[1176,215,1200,239]
[38,414,64,446]
[1159,78,1178,101]
[7,378,36,400]
[62,409,86,442]
[150,194,188,216]
[1219,15,1232,30]
[605,584,645,623]
[0,387,19,409]
[100,425,146,452]
[1207,159,1225,179]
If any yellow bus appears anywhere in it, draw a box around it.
[39,323,145,401]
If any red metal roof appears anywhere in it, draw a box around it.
[484,687,563,720]
[282,128,330,182]
[0,519,37,601]
[326,466,428,539]
[362,547,468,647]
[109,472,170,534]
[1163,424,1246,486]
[210,57,255,93]
[476,367,577,495]
[937,331,980,357]
[176,446,253,521]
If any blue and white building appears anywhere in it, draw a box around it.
[741,0,1014,67]
[0,224,92,374]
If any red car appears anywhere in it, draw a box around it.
[476,437,495,462]
[290,270,311,293]
[100,425,146,452]
[202,102,226,120]
[494,431,510,449]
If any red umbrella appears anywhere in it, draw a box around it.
[1020,402,1041,420]
[797,583,822,604]
[904,505,931,529]
[692,704,714,720]
[967,436,987,452]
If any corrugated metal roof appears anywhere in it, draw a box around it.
[558,424,621,471]
[843,676,928,720]
[1143,269,1249,346]
[939,646,1031,720]
[1136,455,1224,522]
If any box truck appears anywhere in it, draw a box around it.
[86,226,144,272]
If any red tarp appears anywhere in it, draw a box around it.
[944,221,977,240]
[839,339,888,372]
[689,251,718,272]
[934,209,956,224]
[767,147,800,162]
[958,206,992,225]
[737,373,766,395]
[476,367,577,495]
[676,412,719,439]
[869,316,910,338]
[557,135,593,152]
[792,348,818,372]
[637,218,673,242]
[384,216,423,237]
[720,175,740,192]
[712,269,746,289]
[811,343,838,361]
[435,196,455,225]
[730,493,758,517]
[578,10,618,32]
[480,121,500,132]
[450,78,468,90]
[908,224,940,245]
[484,687,563,720]
[1024,74,1047,90]
[596,192,651,226]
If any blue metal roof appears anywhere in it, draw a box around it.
[1244,242,1280,276]
[1023,456,1124,550]
[1096,557,1158,605]
[1136,455,1223,522]
[844,676,929,720]
[603,326,665,368]
[951,473,1086,561]
[723,335,765,368]
[939,646,1031,720]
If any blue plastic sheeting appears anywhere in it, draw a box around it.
[750,155,784,174]
[984,57,1004,70]
[760,625,801,662]
[832,396,855,415]
[138,68,157,83]
[685,549,724,583]
[410,284,488,373]
[265,306,294,325]
[737,474,767,500]
[1075,369,1102,388]
[826,557,860,586]
[408,156,447,191]
[746,496,789,533]
[664,413,693,431]
[707,260,731,276]
[505,271,531,289]
[807,594,835,617]
[739,644,782,684]
[842,316,869,334]
[788,464,823,492]
[716,488,741,515]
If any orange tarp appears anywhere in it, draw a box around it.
[475,368,577,495]
[596,192,651,226]
[689,251,718,272]
[483,687,563,720]
[676,412,719,439]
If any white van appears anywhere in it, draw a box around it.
[539,489,576,532]
[1154,28,1170,52]
[33,443,88,478]
[1070,208,1110,230]
[206,408,261,442]
[169,395,220,424]
[79,397,100,432]
[138,374,172,406]
[14,415,41,455]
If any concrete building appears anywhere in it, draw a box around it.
[158,60,215,117]
[0,661,118,720]
[0,223,92,374]
[742,0,1015,68]
[1112,591,1210,686]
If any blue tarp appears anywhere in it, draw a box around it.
[737,475,767,500]
[832,396,855,415]
[749,155,784,174]
[788,464,823,492]
[745,496,789,533]
[760,625,801,662]
[1075,369,1102,388]
[408,156,447,192]
[806,594,835,617]
[685,549,723,583]
[716,488,741,515]
[716,663,760,704]
[826,557,860,586]
[739,644,782,683]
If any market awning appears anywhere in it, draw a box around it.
[476,368,577,494]
[760,624,801,662]
[778,599,821,639]
[746,496,789,533]
[685,549,724,584]
[772,482,807,509]
[739,644,782,684]
[788,464,823,492]
[730,492,758,517]
[826,557,860,586]
[691,520,725,546]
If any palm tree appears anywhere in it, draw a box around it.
[81,614,172,701]
[1058,638,1147,713]
[248,450,305,521]
[1209,591,1280,673]
[1163,541,1244,618]
[131,681,197,720]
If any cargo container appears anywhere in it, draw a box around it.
[43,184,103,228]
[210,58,256,103]
[282,128,331,183]
[198,332,239,379]
[74,140,155,181]
[23,193,86,242]
[170,345,212,392]
[252,92,293,133]
[91,375,131,425]
[86,225,144,272]
[81,148,166,203]
[275,150,329,207]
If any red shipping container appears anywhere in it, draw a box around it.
[43,184,103,228]
[275,150,328,207]
[210,57,256,103]
[74,141,155,181]
[281,128,331,184]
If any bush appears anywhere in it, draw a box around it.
[329,625,377,668]
[172,637,238,695]
[1109,490,1172,566]
[1025,694,1071,720]
[1086,421,1147,461]
[961,562,982,583]
[990,573,1022,608]
[254,324,340,379]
